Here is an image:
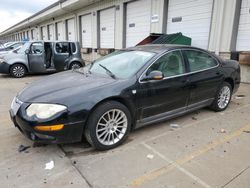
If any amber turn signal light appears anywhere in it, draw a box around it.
[153,75,163,80]
[34,124,64,131]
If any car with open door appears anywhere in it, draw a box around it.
[0,41,84,78]
[9,44,240,150]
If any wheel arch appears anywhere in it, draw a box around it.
[9,62,28,73]
[85,96,136,131]
[224,77,234,91]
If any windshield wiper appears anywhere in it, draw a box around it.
[99,64,116,79]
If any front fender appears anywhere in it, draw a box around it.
[66,79,137,128]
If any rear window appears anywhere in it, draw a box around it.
[55,42,69,53]
[184,50,218,72]
[71,43,76,53]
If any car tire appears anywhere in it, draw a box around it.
[85,101,131,150]
[210,82,232,112]
[10,64,27,78]
[69,62,83,70]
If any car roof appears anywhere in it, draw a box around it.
[28,40,78,43]
[126,44,206,54]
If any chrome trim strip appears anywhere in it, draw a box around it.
[139,48,220,84]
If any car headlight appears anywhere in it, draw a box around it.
[26,103,67,119]
[0,58,4,63]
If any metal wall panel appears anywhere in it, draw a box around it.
[41,26,48,40]
[236,0,250,51]
[48,24,55,40]
[167,0,213,49]
[56,22,64,40]
[80,14,92,48]
[67,18,76,41]
[125,0,151,47]
[99,7,115,48]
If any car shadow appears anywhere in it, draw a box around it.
[58,108,210,157]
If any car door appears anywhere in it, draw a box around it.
[54,42,70,71]
[182,49,223,105]
[137,50,190,121]
[28,42,46,73]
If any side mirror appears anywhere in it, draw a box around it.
[25,49,30,54]
[142,71,164,81]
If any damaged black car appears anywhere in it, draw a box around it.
[10,44,241,150]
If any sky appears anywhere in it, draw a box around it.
[0,0,58,32]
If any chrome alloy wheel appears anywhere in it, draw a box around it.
[96,109,128,146]
[12,65,25,77]
[217,86,231,109]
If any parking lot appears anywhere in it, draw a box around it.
[0,73,250,188]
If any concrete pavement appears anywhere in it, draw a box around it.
[0,73,249,188]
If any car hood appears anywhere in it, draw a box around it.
[0,50,8,55]
[3,51,24,61]
[18,70,117,103]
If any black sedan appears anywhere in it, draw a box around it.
[10,45,241,150]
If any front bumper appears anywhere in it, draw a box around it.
[0,62,10,74]
[9,101,86,144]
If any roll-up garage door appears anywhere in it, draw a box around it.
[56,22,64,40]
[67,18,76,41]
[34,28,39,40]
[126,0,151,47]
[48,24,55,41]
[236,0,250,51]
[100,7,115,48]
[81,14,92,48]
[167,0,213,49]
[31,29,35,40]
[41,26,48,40]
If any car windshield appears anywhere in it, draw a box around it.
[4,42,14,47]
[17,42,30,54]
[88,50,155,79]
[5,42,24,51]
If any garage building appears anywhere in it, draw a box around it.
[0,0,249,82]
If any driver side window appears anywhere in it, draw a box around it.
[146,51,185,77]
[30,42,43,54]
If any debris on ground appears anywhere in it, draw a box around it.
[147,154,154,160]
[18,145,31,153]
[192,117,197,120]
[219,129,226,133]
[235,95,245,100]
[45,161,54,170]
[170,124,180,129]
[243,130,250,133]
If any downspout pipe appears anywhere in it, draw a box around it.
[215,0,225,55]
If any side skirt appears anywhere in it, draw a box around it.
[135,98,214,129]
